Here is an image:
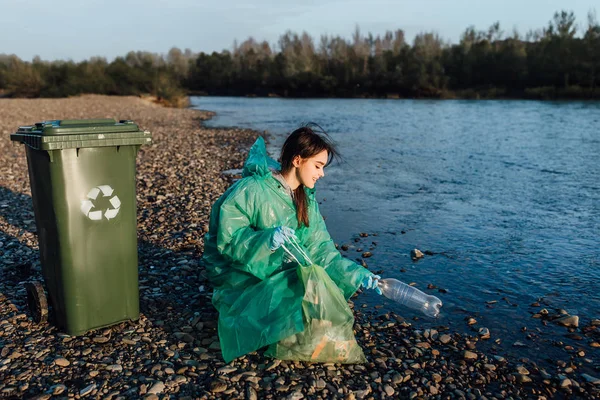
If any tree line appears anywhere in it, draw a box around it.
[1,10,599,104]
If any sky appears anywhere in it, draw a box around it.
[0,0,597,62]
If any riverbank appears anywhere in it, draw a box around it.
[0,95,597,399]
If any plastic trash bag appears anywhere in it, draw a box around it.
[265,235,366,363]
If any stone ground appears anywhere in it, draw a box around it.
[0,95,598,399]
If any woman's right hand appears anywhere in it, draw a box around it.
[269,226,296,251]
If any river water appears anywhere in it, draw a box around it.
[190,96,600,372]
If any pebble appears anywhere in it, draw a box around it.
[147,381,165,395]
[581,374,600,385]
[50,384,66,395]
[217,365,237,374]
[265,359,281,370]
[383,384,395,396]
[478,327,490,339]
[514,373,532,383]
[555,315,579,328]
[106,364,123,372]
[246,386,258,400]
[79,384,96,397]
[210,380,228,393]
[410,249,424,260]
[516,366,529,375]
[439,334,451,344]
[560,377,572,388]
[54,358,70,367]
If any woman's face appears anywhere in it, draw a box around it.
[294,149,328,189]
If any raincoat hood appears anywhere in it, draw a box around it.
[243,136,316,199]
[242,136,281,178]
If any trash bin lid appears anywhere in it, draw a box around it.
[10,119,152,150]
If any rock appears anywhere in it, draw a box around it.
[147,381,165,395]
[560,378,572,388]
[424,328,438,340]
[514,374,532,383]
[265,359,281,371]
[463,351,478,360]
[106,364,123,372]
[539,369,552,380]
[581,374,600,385]
[466,317,477,325]
[54,358,70,367]
[439,334,451,344]
[210,380,227,393]
[49,384,66,395]
[383,384,395,396]
[354,388,371,399]
[478,327,490,339]
[410,249,424,260]
[217,366,237,374]
[79,384,96,397]
[554,315,579,328]
[246,386,258,400]
[516,366,529,375]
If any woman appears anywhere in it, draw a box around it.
[203,124,381,363]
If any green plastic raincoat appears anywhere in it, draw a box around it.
[203,137,372,363]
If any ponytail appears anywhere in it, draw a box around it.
[294,185,309,227]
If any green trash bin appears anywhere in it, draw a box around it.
[10,119,152,336]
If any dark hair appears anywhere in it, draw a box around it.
[280,123,339,227]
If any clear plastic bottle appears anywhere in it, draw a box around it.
[377,278,442,318]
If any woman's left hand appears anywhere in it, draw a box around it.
[361,274,382,295]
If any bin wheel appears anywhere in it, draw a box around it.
[24,281,48,323]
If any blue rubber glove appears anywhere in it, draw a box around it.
[361,274,382,295]
[270,226,296,251]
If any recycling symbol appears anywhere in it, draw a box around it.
[80,185,121,221]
